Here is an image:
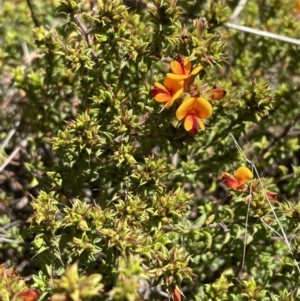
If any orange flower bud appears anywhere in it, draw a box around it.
[207,88,226,100]
[221,172,240,189]
[15,290,40,301]
[266,191,279,201]
[171,286,182,301]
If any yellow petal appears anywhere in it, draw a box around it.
[184,115,193,131]
[175,97,194,120]
[154,82,168,91]
[167,73,190,80]
[170,60,184,75]
[190,65,203,75]
[194,97,213,119]
[165,88,183,108]
[164,77,183,92]
[184,115,204,134]
[183,58,191,74]
[172,87,183,98]
[195,116,205,131]
[154,93,171,102]
[236,167,253,185]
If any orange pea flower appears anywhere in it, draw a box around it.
[176,97,212,134]
[151,77,184,108]
[167,55,203,81]
[222,167,253,189]
[15,290,40,301]
[206,88,227,101]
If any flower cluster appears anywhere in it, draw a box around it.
[221,166,278,200]
[151,55,226,135]
[221,167,254,190]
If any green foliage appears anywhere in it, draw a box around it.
[2,0,300,300]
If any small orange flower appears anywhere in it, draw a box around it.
[222,167,253,189]
[166,55,203,81]
[151,77,184,108]
[206,88,227,101]
[15,290,40,301]
[176,97,212,134]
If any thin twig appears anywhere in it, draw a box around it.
[0,220,23,233]
[229,0,248,20]
[270,234,297,241]
[288,130,300,136]
[0,122,19,149]
[163,222,229,232]
[226,23,300,46]
[0,235,29,245]
[0,146,21,172]
[241,175,252,273]
[20,41,30,63]
[74,15,101,58]
[0,139,27,172]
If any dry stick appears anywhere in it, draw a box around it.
[240,173,253,275]
[226,23,300,46]
[0,236,29,244]
[163,222,230,232]
[254,111,300,163]
[230,133,300,276]
[288,130,300,136]
[0,146,21,173]
[229,0,248,20]
[0,139,27,173]
[0,122,19,149]
[0,220,23,232]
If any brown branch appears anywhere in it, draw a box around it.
[74,15,101,59]
[254,111,300,163]
[26,0,40,27]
